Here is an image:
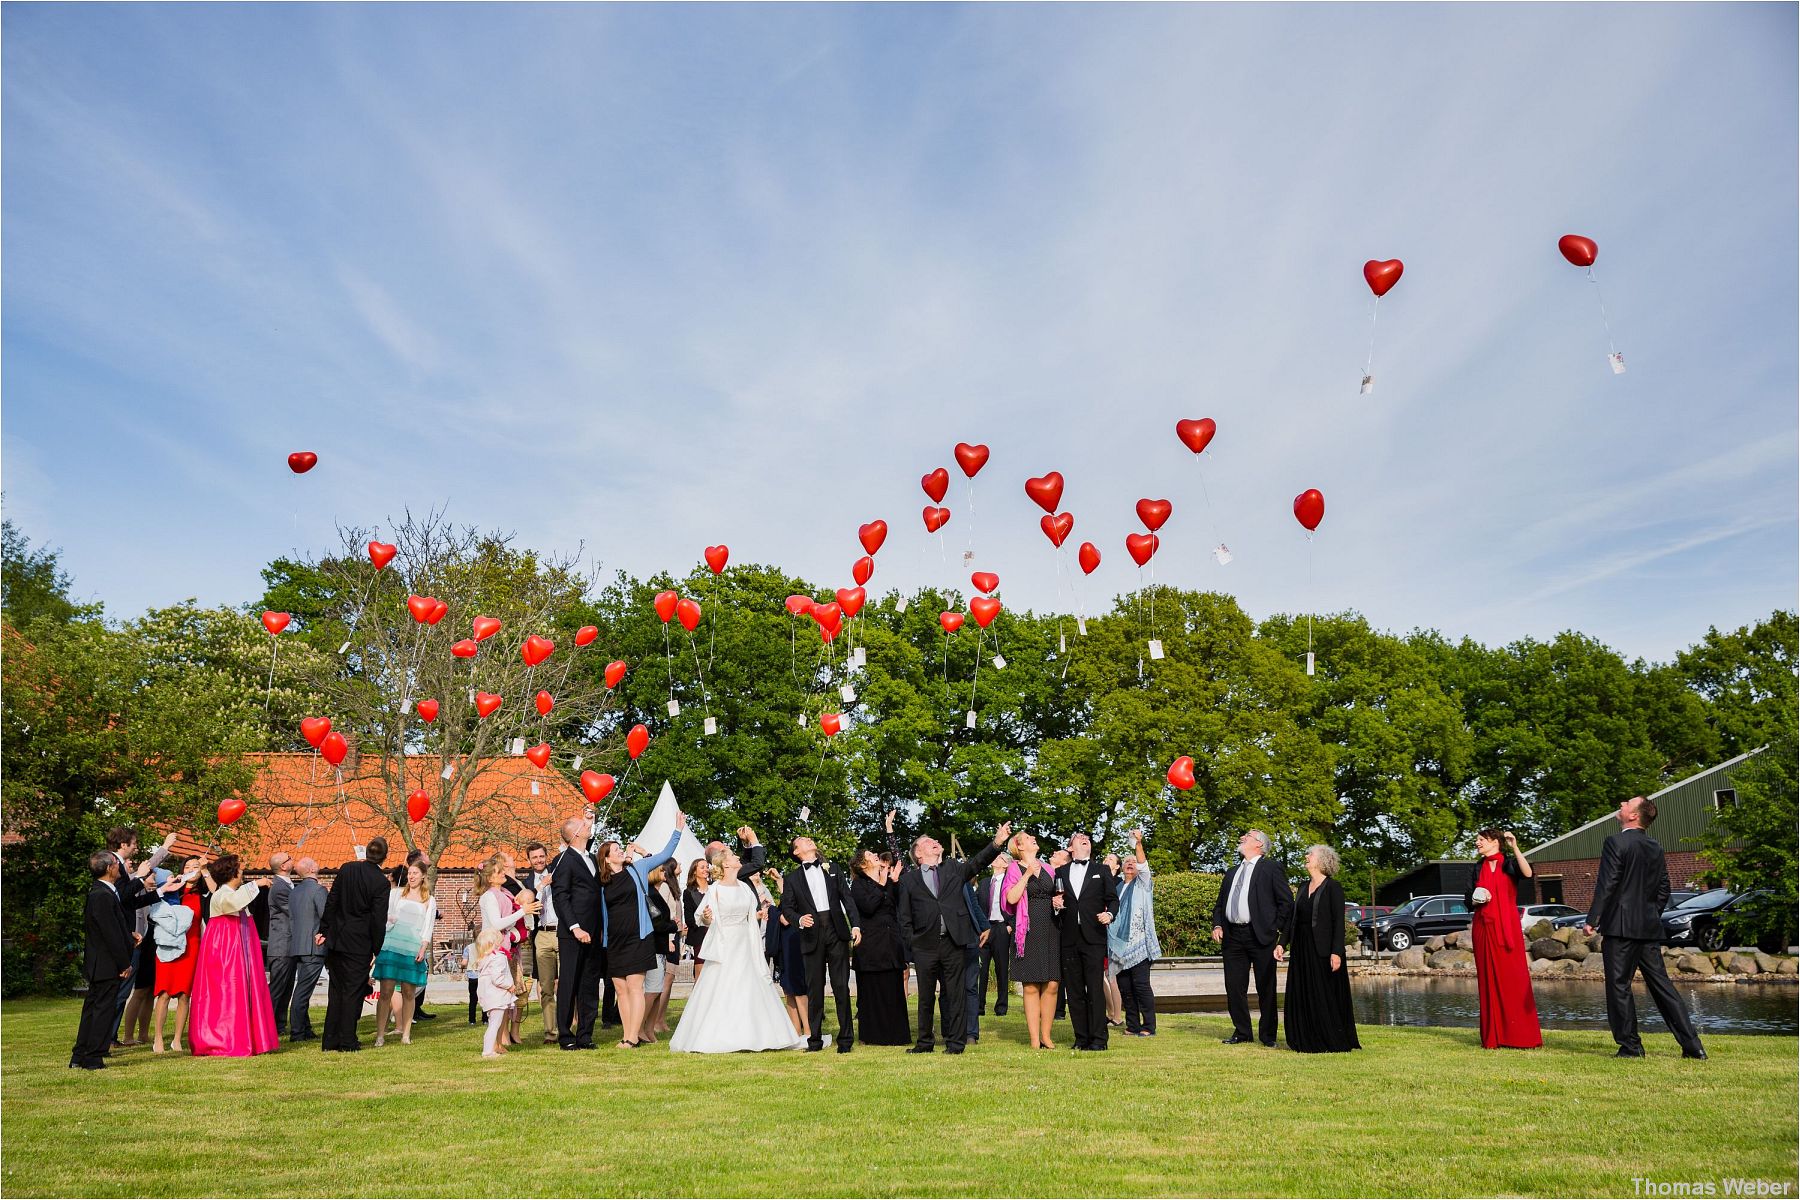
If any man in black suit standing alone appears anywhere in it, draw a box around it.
[896,821,1010,1054]
[1051,831,1120,1051]
[551,814,603,1050]
[319,837,390,1052]
[1212,829,1294,1047]
[71,852,135,1070]
[780,835,860,1053]
[1584,795,1706,1060]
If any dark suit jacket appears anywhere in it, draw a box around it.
[1211,857,1295,948]
[1053,861,1121,947]
[1285,876,1348,959]
[779,860,859,947]
[897,840,1004,951]
[319,859,391,958]
[977,873,1016,932]
[83,882,134,982]
[1587,828,1670,941]
[550,846,602,937]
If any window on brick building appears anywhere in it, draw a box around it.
[1712,788,1737,810]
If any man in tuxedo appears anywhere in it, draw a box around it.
[72,852,135,1069]
[976,853,1013,1017]
[1211,829,1294,1047]
[263,853,296,1038]
[1052,832,1120,1051]
[961,879,991,1044]
[551,815,603,1049]
[780,836,860,1053]
[896,823,1009,1054]
[285,858,327,1041]
[104,825,173,1043]
[319,838,390,1052]
[1585,796,1706,1060]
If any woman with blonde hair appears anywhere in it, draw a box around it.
[1282,844,1360,1053]
[669,844,805,1053]
[1002,832,1061,1050]
[478,856,538,1049]
[373,859,437,1047]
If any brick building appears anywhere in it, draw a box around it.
[1523,748,1764,909]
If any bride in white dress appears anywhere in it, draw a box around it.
[670,846,806,1054]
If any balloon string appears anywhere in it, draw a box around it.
[964,478,977,562]
[1587,268,1619,357]
[968,625,981,714]
[264,639,280,711]
[1194,457,1224,559]
[663,621,675,701]
[1363,295,1381,380]
[685,629,711,714]
[707,574,719,673]
[1307,532,1316,666]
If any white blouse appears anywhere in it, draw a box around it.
[209,881,261,918]
[387,891,438,944]
[479,888,527,941]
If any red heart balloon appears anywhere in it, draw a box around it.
[1558,234,1598,268]
[920,468,950,503]
[852,556,874,586]
[521,635,555,666]
[426,599,448,625]
[626,723,649,760]
[407,595,434,623]
[575,625,599,647]
[939,611,964,634]
[1363,258,1404,298]
[1041,512,1074,547]
[367,541,398,570]
[579,771,616,804]
[812,602,843,635]
[1126,532,1160,566]
[954,442,990,478]
[675,598,702,632]
[535,690,554,716]
[320,731,349,767]
[300,716,331,748]
[218,798,248,826]
[1175,418,1216,456]
[472,616,502,642]
[653,590,679,623]
[858,521,888,556]
[1136,498,1172,531]
[604,660,628,688]
[451,638,479,659]
[525,743,552,770]
[261,611,291,636]
[1166,755,1196,791]
[971,571,999,595]
[1024,471,1064,514]
[416,699,439,723]
[1293,488,1325,532]
[835,586,866,619]
[1078,541,1101,575]
[969,596,1001,629]
[406,790,431,823]
[475,692,503,718]
[922,506,951,533]
[819,713,842,737]
[286,451,317,474]
[784,594,814,617]
[704,545,730,574]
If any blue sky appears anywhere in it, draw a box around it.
[4,4,1794,662]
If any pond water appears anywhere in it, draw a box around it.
[1351,974,1797,1035]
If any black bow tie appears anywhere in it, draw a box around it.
[1071,859,1089,866]
[803,861,824,871]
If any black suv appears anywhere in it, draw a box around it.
[1357,894,1473,953]
[1663,889,1792,954]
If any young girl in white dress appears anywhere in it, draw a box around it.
[669,846,806,1054]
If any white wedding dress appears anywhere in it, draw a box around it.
[669,881,807,1054]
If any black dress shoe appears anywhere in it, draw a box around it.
[836,1044,852,1054]
[994,1007,1008,1016]
[805,1045,823,1052]
[415,1009,437,1021]
[1615,1047,1645,1058]
[1260,1037,1277,1047]
[945,1045,964,1054]
[1222,1033,1254,1044]
[1682,1047,1708,1060]
[906,1046,934,1054]
[559,1043,580,1051]
[1076,1045,1104,1052]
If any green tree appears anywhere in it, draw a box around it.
[1698,696,1798,950]
[1,518,90,629]
[1676,610,1799,757]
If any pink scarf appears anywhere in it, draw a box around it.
[1000,861,1040,958]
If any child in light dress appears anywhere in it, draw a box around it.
[474,930,516,1058]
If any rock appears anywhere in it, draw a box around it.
[1576,960,1606,979]
[1779,958,1798,975]
[1529,937,1565,960]
[1392,946,1427,970]
[1727,954,1759,975]
[1675,955,1712,975]
[1529,957,1555,976]
[1428,948,1475,971]
[1546,958,1579,976]
[1524,919,1554,941]
[1423,936,1446,953]
[1451,930,1475,950]
[1560,940,1589,961]
[1551,926,1579,945]
[1753,951,1780,974]
[1586,933,1603,952]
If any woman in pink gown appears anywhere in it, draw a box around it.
[188,854,280,1057]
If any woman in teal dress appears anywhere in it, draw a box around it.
[372,861,435,1047]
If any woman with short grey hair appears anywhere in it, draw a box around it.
[1281,844,1360,1053]
[1106,830,1162,1036]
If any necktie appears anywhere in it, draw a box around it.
[804,861,823,871]
[1230,861,1253,924]
[925,866,939,897]
[1071,859,1089,865]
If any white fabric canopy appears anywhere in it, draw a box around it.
[633,780,706,883]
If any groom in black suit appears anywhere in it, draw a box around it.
[1211,828,1295,1046]
[1584,795,1706,1060]
[551,814,603,1050]
[780,836,860,1053]
[319,837,390,1052]
[896,821,1010,1054]
[1052,832,1120,1051]
[71,852,134,1069]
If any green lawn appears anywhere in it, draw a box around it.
[2,997,1794,1197]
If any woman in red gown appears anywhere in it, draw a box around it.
[1466,828,1542,1049]
[152,857,207,1053]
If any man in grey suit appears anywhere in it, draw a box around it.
[264,853,296,1037]
[285,857,328,1041]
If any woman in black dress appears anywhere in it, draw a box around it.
[1283,844,1360,1053]
[850,849,912,1045]
[1003,832,1061,1050]
[594,821,683,1050]
[683,859,711,981]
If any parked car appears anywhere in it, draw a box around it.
[1667,890,1699,910]
[1549,911,1589,931]
[1346,904,1394,924]
[1663,889,1790,954]
[1519,904,1583,931]
[1356,894,1472,953]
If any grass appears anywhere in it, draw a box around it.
[2,996,1795,1197]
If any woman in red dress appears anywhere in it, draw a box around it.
[152,856,208,1053]
[1466,828,1542,1049]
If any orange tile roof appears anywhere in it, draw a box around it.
[212,753,586,870]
